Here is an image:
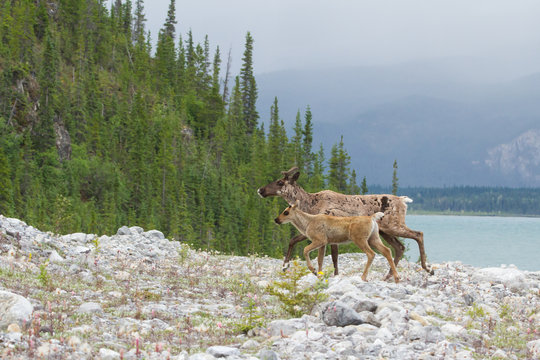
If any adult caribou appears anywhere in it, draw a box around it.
[258,167,432,277]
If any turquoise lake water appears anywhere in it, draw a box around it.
[401,215,540,271]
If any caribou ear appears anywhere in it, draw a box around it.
[293,199,300,208]
[281,166,299,180]
[290,171,300,183]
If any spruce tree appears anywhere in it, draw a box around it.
[392,159,399,195]
[348,169,360,195]
[292,110,303,169]
[240,32,258,133]
[35,27,59,153]
[328,136,351,192]
[361,176,368,195]
[302,105,314,176]
[164,0,177,39]
[212,46,221,94]
[310,144,326,191]
[132,0,146,44]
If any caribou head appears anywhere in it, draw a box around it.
[257,167,300,198]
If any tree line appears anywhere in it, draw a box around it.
[371,186,540,216]
[0,0,364,257]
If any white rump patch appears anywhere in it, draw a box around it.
[373,212,385,221]
[400,196,413,203]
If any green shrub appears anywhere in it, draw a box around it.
[267,259,330,318]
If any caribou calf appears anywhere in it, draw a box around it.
[274,201,400,283]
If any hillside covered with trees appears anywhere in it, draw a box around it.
[0,0,362,257]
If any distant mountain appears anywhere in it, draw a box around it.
[256,61,540,186]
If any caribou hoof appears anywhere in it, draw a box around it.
[282,262,291,272]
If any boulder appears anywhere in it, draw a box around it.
[49,250,65,263]
[144,229,165,240]
[267,319,303,337]
[472,267,530,292]
[206,345,240,358]
[0,290,33,330]
[99,348,120,360]
[116,226,131,236]
[259,349,280,360]
[321,301,364,327]
[77,302,103,314]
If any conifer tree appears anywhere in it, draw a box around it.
[212,46,221,94]
[328,136,351,192]
[302,105,314,176]
[185,30,195,69]
[310,143,326,191]
[361,176,368,195]
[240,32,258,133]
[392,159,399,195]
[164,0,177,39]
[348,169,360,195]
[292,110,304,169]
[268,97,288,171]
[132,0,146,44]
[35,27,59,153]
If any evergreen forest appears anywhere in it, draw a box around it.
[0,0,363,257]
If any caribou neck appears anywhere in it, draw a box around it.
[289,209,314,236]
[281,183,313,208]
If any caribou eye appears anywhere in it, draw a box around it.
[284,211,289,216]
[277,180,284,186]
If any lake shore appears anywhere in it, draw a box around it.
[408,210,540,218]
[1,214,539,359]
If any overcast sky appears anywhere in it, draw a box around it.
[135,0,540,78]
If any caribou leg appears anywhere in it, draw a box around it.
[283,234,339,275]
[330,244,339,275]
[380,231,405,280]
[282,234,307,271]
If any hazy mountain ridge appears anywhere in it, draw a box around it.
[257,61,540,186]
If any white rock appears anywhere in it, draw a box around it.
[99,348,121,360]
[441,323,465,337]
[491,349,507,358]
[327,278,358,296]
[332,340,354,353]
[241,339,260,349]
[455,350,473,359]
[268,319,303,337]
[472,267,530,292]
[74,245,91,254]
[0,290,33,330]
[189,353,216,360]
[144,229,165,240]
[291,329,324,342]
[36,343,60,357]
[527,339,540,358]
[49,250,64,263]
[206,345,240,357]
[375,327,394,342]
[70,232,90,243]
[77,302,103,314]
[129,226,144,234]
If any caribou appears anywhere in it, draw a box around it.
[275,201,400,283]
[258,167,431,277]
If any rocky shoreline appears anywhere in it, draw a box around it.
[1,214,539,359]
